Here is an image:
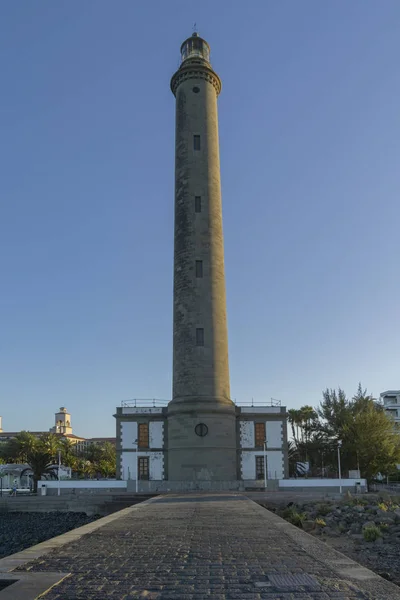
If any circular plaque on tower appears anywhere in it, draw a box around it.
[195,423,208,437]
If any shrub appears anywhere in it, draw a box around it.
[282,507,306,528]
[316,503,331,516]
[344,493,367,507]
[353,497,368,506]
[315,518,326,527]
[378,502,388,512]
[363,525,381,542]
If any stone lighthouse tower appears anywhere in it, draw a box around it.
[167,33,237,482]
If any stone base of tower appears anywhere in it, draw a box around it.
[167,399,237,481]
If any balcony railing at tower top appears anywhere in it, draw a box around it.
[120,398,282,408]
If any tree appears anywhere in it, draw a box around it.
[344,397,400,480]
[288,409,300,443]
[318,388,351,439]
[0,431,37,463]
[287,440,300,477]
[287,385,400,481]
[74,442,116,479]
[0,432,60,492]
[59,438,77,470]
[316,385,400,480]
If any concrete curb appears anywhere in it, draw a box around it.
[0,572,70,600]
[0,495,160,575]
[252,501,400,599]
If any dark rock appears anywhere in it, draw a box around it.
[378,572,393,581]
[362,521,376,529]
[0,512,99,560]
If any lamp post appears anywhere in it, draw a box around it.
[337,440,342,494]
[263,439,267,490]
[133,438,138,494]
[57,450,61,497]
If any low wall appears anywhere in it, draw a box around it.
[36,478,367,495]
[128,480,245,493]
[37,480,127,496]
[279,478,367,493]
[128,480,277,492]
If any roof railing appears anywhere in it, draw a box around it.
[121,398,282,408]
[121,399,169,408]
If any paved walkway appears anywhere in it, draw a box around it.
[9,493,400,599]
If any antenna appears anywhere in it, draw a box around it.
[193,22,197,34]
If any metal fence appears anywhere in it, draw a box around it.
[121,398,282,408]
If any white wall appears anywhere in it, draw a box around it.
[266,421,283,448]
[241,450,256,478]
[240,421,254,448]
[240,419,284,450]
[149,452,164,479]
[38,480,127,489]
[241,450,284,480]
[121,421,138,449]
[266,451,283,479]
[279,479,366,488]
[149,422,163,448]
[121,451,164,481]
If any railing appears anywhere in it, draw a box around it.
[121,398,282,408]
[236,398,282,407]
[121,399,169,408]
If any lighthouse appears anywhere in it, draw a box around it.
[115,34,288,489]
[167,33,237,481]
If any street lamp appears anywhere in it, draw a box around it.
[337,440,342,494]
[263,439,267,490]
[133,438,138,494]
[57,450,61,497]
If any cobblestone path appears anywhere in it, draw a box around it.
[16,494,400,599]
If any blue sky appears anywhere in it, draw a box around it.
[1,1,400,437]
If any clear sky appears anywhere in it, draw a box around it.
[1,1,400,437]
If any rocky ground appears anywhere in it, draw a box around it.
[0,512,100,559]
[262,493,400,587]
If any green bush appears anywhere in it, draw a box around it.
[282,507,306,528]
[354,497,368,506]
[344,492,367,507]
[363,525,381,542]
[316,503,331,516]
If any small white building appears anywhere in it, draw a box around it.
[381,390,400,426]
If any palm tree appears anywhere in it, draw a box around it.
[39,433,61,459]
[299,405,318,443]
[59,438,77,469]
[288,409,298,442]
[1,431,37,463]
[2,433,62,492]
[22,451,58,492]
